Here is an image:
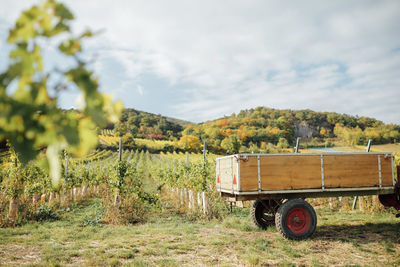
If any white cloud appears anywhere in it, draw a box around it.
[1,0,399,123]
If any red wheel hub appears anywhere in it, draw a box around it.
[286,208,311,234]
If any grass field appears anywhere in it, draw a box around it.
[0,198,399,266]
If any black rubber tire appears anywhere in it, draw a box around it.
[251,200,281,229]
[275,199,317,240]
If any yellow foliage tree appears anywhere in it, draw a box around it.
[320,127,328,137]
[178,135,201,152]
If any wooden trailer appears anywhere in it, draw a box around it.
[216,152,400,240]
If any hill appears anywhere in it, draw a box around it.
[182,107,400,153]
[109,108,191,140]
[105,107,400,154]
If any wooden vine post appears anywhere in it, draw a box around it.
[63,154,69,202]
[8,160,19,223]
[114,138,123,207]
[8,198,19,223]
[186,152,189,206]
[202,141,208,215]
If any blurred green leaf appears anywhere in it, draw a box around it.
[54,2,74,20]
[0,0,123,185]
[58,39,81,55]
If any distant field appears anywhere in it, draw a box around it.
[301,143,400,164]
[304,143,400,154]
[98,135,120,146]
[98,135,175,151]
[369,143,400,153]
[134,138,174,150]
[334,143,400,162]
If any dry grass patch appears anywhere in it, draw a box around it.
[0,244,42,266]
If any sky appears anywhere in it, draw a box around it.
[1,0,400,124]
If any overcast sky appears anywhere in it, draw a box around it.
[1,0,399,124]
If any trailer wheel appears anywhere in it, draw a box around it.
[275,199,317,240]
[251,200,282,229]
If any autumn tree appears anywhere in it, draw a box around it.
[320,127,328,137]
[221,135,241,154]
[179,135,201,152]
[277,137,289,149]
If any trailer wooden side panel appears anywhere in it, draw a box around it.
[239,155,327,191]
[240,157,259,191]
[218,156,238,192]
[216,152,394,194]
[324,154,379,188]
[218,157,233,191]
[381,156,394,186]
[259,155,322,190]
[232,157,238,192]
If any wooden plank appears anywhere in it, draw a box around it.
[260,155,321,190]
[239,157,259,191]
[232,157,238,191]
[324,154,379,188]
[240,155,322,191]
[218,157,234,191]
[381,155,394,186]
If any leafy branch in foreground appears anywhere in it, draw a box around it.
[0,0,123,186]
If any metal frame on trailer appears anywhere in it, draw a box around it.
[220,187,395,201]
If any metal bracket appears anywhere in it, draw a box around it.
[231,157,234,194]
[320,154,325,190]
[237,159,241,191]
[257,155,261,193]
[235,155,249,162]
[378,155,382,188]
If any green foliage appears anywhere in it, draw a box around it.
[83,202,102,227]
[83,215,102,227]
[178,135,202,152]
[114,108,184,140]
[3,166,25,199]
[150,152,225,220]
[108,160,130,194]
[221,135,241,154]
[334,124,400,146]
[24,164,50,195]
[32,204,59,222]
[0,0,123,186]
[98,153,161,224]
[277,137,289,149]
[153,154,214,187]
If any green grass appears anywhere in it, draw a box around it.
[0,198,399,266]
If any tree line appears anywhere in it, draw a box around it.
[105,107,400,154]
